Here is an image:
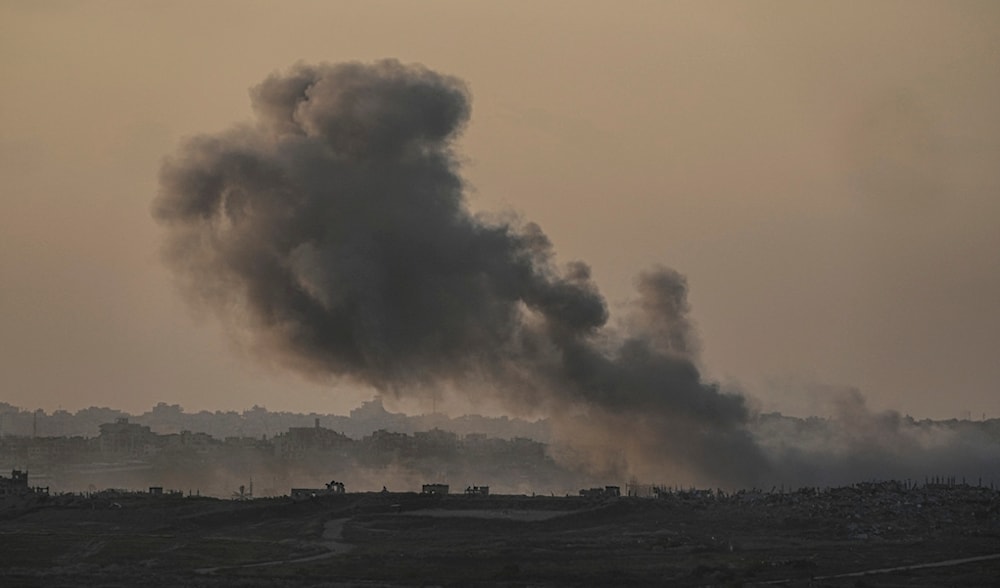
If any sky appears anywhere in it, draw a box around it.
[1,1,998,419]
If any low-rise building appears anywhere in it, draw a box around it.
[422,483,449,495]
[580,485,620,498]
[291,479,346,499]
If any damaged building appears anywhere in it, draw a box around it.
[291,479,346,500]
[0,469,47,497]
[580,486,621,498]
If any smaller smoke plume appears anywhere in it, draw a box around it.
[752,387,1000,488]
[153,60,765,487]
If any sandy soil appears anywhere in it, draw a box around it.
[321,517,353,553]
[1,485,997,586]
[404,508,573,521]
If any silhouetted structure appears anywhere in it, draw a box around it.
[98,417,154,455]
[0,469,47,496]
[0,469,29,496]
[422,483,449,495]
[291,479,345,499]
[274,423,351,457]
[580,485,620,498]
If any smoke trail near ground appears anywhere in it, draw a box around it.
[751,388,1000,488]
[153,60,767,486]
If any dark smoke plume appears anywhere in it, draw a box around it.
[154,60,767,486]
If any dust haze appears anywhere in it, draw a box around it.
[153,61,998,488]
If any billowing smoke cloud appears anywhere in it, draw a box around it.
[153,60,767,486]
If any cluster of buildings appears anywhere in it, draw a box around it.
[288,482,493,499]
[0,413,569,497]
[0,469,47,497]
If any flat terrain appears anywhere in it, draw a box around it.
[2,483,998,586]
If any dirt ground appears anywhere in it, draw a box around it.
[1,483,998,587]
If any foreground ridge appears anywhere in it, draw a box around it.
[2,479,998,586]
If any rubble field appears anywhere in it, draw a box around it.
[1,481,998,586]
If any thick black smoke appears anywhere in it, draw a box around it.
[154,60,767,486]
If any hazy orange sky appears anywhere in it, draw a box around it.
[2,1,998,418]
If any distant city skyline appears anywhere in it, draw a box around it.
[3,396,998,493]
